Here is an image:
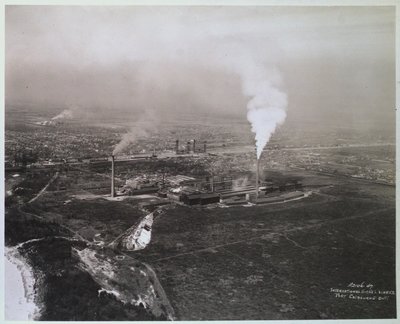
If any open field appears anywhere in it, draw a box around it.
[128,175,395,320]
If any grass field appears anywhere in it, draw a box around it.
[128,174,395,320]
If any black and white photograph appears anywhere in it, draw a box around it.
[3,3,397,321]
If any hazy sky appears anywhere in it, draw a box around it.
[5,6,395,125]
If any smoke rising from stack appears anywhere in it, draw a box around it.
[227,59,287,197]
[51,105,89,124]
[112,110,158,156]
[241,66,288,160]
[211,41,288,160]
[52,109,74,121]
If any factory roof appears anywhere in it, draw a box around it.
[167,175,196,185]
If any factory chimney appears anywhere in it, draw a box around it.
[203,141,207,153]
[255,159,260,198]
[175,139,179,154]
[111,155,115,197]
[186,141,191,154]
[193,139,196,153]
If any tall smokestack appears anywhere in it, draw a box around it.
[111,155,115,198]
[255,159,259,198]
[175,139,179,154]
[193,139,196,153]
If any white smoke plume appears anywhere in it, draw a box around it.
[112,110,158,156]
[241,66,288,160]
[51,109,74,121]
[212,42,288,161]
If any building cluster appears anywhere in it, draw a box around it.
[175,139,207,155]
[5,127,116,165]
[113,167,304,207]
[119,177,160,196]
[7,115,395,192]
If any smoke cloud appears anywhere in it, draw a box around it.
[51,105,90,123]
[112,110,158,156]
[219,48,288,160]
[51,109,74,121]
[245,76,288,159]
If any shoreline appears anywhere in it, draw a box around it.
[5,246,41,321]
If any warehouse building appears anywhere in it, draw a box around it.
[180,191,220,205]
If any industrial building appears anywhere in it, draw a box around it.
[108,149,303,206]
[121,185,159,196]
[180,191,220,205]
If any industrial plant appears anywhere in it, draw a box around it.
[108,139,305,208]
